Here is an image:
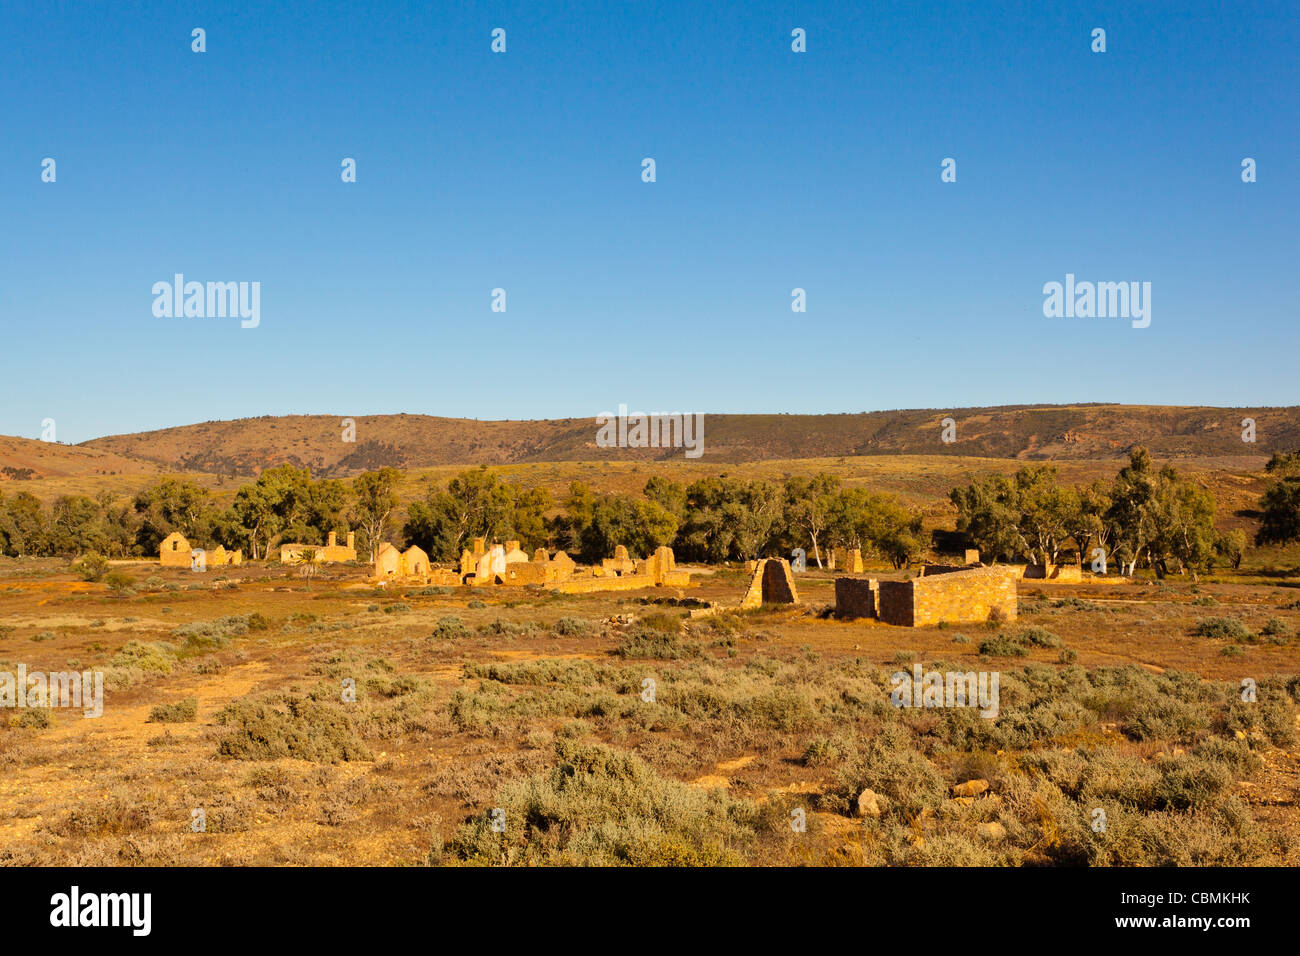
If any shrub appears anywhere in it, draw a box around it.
[104,570,136,594]
[71,552,109,582]
[555,617,590,636]
[824,725,946,820]
[10,709,51,730]
[480,619,539,638]
[216,694,371,763]
[615,628,700,660]
[1052,597,1105,612]
[638,612,683,634]
[110,640,176,674]
[436,739,754,866]
[148,697,198,723]
[430,616,471,640]
[1261,618,1290,638]
[1018,626,1063,648]
[979,634,1028,657]
[1192,617,1254,642]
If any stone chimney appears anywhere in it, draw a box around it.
[346,531,355,550]
[328,531,337,548]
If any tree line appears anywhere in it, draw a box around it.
[948,448,1250,575]
[0,465,922,569]
[2,448,1299,571]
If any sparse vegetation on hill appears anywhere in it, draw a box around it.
[0,405,1290,482]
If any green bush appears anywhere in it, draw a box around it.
[104,570,136,593]
[71,552,109,582]
[638,611,683,634]
[216,694,371,763]
[1261,618,1290,638]
[1192,617,1254,642]
[436,739,754,866]
[148,697,198,723]
[430,616,471,640]
[615,628,700,659]
[978,634,1028,657]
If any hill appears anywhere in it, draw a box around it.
[1,404,1297,482]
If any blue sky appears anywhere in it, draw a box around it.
[2,0,1296,443]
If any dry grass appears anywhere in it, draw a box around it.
[0,547,1298,867]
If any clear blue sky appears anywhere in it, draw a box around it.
[2,0,1296,443]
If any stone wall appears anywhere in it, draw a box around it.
[831,547,864,573]
[741,558,800,608]
[159,531,241,568]
[281,530,357,564]
[876,580,916,626]
[878,566,1018,627]
[552,547,689,593]
[834,578,877,619]
[919,563,974,577]
[1023,563,1083,582]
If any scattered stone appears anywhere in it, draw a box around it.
[952,779,990,798]
[855,788,884,818]
[977,821,1007,841]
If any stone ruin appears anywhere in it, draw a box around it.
[830,547,864,573]
[1022,563,1083,582]
[834,577,878,619]
[281,530,357,564]
[455,537,577,586]
[741,558,800,608]
[441,539,687,592]
[837,565,1017,627]
[554,545,691,594]
[601,544,637,576]
[375,542,452,584]
[159,531,241,568]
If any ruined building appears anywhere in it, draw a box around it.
[741,558,800,608]
[836,565,1017,627]
[280,531,357,564]
[159,531,241,568]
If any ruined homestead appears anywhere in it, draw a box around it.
[158,531,241,568]
[371,538,691,592]
[374,542,447,583]
[280,531,357,564]
[834,577,878,619]
[742,558,800,608]
[837,565,1018,627]
[830,547,863,572]
[456,538,577,587]
[1022,563,1083,582]
[554,545,690,593]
